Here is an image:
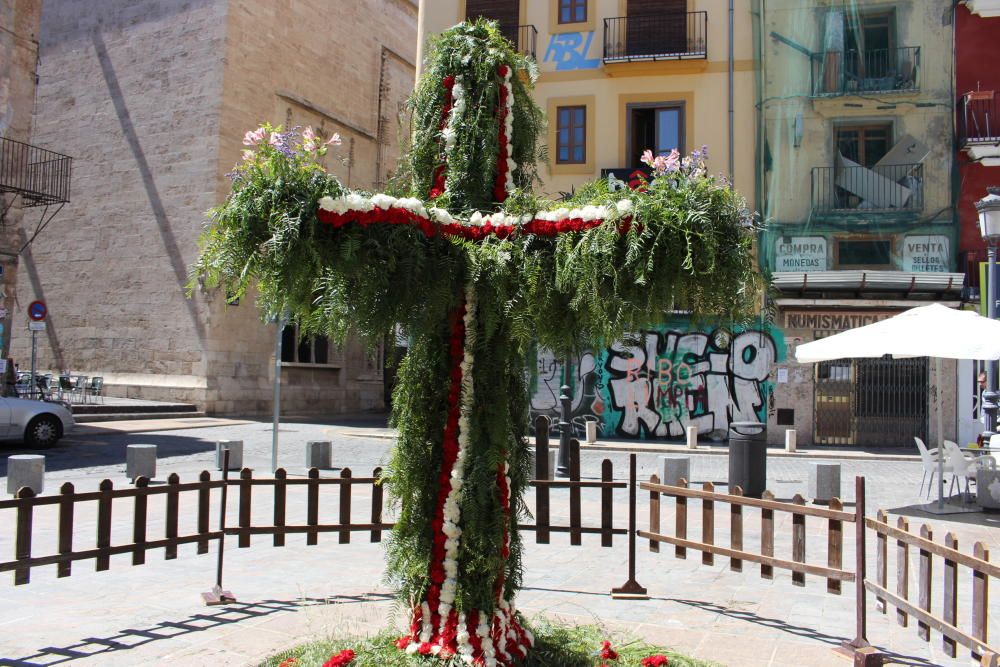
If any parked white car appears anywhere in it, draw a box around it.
[0,396,74,447]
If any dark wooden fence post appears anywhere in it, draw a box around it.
[238,468,252,548]
[760,489,774,579]
[203,448,235,605]
[57,482,74,578]
[600,459,613,547]
[730,485,743,572]
[273,468,287,547]
[610,453,647,599]
[569,438,581,546]
[943,533,958,658]
[339,468,352,544]
[896,516,909,627]
[307,467,319,546]
[371,467,384,543]
[14,487,34,585]
[791,494,806,587]
[534,416,550,544]
[839,476,879,665]
[972,542,989,662]
[676,478,688,559]
[97,479,113,570]
[165,473,180,559]
[827,497,843,595]
[701,482,714,566]
[133,477,149,565]
[197,471,211,554]
[648,474,660,554]
[918,524,933,642]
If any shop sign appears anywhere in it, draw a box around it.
[784,311,896,331]
[774,237,827,272]
[902,235,949,273]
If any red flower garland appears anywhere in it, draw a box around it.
[641,655,670,667]
[321,649,355,666]
[316,206,633,241]
[600,640,619,661]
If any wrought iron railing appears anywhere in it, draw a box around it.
[959,91,999,144]
[0,137,72,207]
[812,46,920,96]
[499,24,538,60]
[811,163,923,214]
[603,12,708,62]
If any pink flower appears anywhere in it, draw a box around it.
[640,149,654,167]
[269,132,281,146]
[242,127,266,145]
[302,127,316,143]
[324,132,342,147]
[241,149,254,161]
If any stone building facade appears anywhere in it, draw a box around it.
[11,0,418,414]
[0,0,43,363]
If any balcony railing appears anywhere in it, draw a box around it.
[811,46,920,96]
[603,12,708,63]
[959,91,999,145]
[811,163,923,215]
[499,24,538,60]
[0,137,72,207]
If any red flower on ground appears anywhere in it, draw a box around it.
[277,659,298,667]
[641,655,670,667]
[321,649,356,666]
[600,640,619,661]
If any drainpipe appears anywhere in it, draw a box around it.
[728,0,735,186]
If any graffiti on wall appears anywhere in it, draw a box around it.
[543,32,600,70]
[529,324,784,440]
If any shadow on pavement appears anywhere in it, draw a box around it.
[0,593,394,667]
[885,502,1000,529]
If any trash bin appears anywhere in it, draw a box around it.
[728,421,767,498]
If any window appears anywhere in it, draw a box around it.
[556,105,586,164]
[836,123,891,168]
[559,0,587,23]
[628,103,683,168]
[836,239,893,268]
[281,325,332,365]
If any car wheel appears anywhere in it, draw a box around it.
[26,414,61,448]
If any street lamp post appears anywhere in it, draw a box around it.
[976,187,1000,442]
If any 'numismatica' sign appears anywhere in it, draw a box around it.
[775,237,827,271]
[902,235,949,273]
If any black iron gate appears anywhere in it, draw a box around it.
[814,357,928,446]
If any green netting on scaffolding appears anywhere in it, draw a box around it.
[750,0,955,276]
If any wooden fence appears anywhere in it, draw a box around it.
[868,510,998,665]
[1,417,634,591]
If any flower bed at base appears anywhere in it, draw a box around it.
[261,622,720,667]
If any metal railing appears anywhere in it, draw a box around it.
[812,46,920,96]
[603,12,708,62]
[959,92,999,144]
[811,163,923,214]
[0,137,72,206]
[499,24,538,60]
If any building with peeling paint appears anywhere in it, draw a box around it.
[754,0,960,447]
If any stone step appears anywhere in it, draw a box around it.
[75,411,207,423]
[71,402,197,415]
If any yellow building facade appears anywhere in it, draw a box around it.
[418,0,756,202]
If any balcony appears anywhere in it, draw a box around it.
[602,12,707,63]
[959,91,1000,163]
[0,136,72,213]
[811,163,923,217]
[499,24,538,60]
[811,46,920,97]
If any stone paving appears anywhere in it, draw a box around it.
[1,416,998,666]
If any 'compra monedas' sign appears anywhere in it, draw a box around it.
[775,237,827,271]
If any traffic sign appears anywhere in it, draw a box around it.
[28,300,47,321]
[28,321,46,331]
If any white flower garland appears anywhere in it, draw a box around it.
[443,76,466,196]
[436,283,476,637]
[318,194,634,229]
[500,67,515,195]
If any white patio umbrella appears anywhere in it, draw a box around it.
[794,303,1000,512]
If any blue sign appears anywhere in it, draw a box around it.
[544,32,600,71]
[28,300,47,321]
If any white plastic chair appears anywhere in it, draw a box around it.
[914,437,953,499]
[943,440,998,501]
